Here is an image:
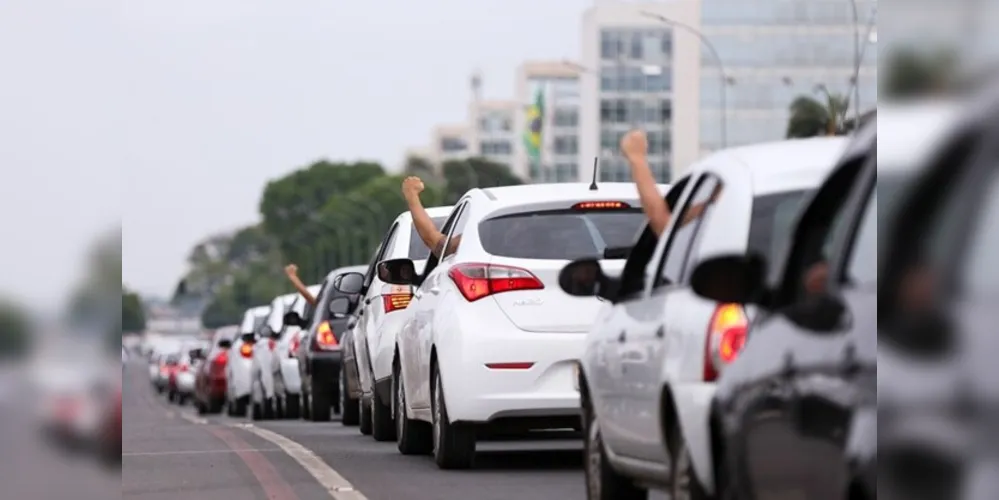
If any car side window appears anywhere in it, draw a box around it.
[654,174,721,288]
[958,165,999,297]
[382,222,403,257]
[842,182,877,288]
[442,202,471,260]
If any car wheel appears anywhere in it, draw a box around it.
[251,401,263,420]
[670,424,713,500]
[274,396,285,419]
[209,397,224,414]
[234,395,249,417]
[310,373,331,422]
[340,364,360,426]
[431,364,475,469]
[395,366,432,455]
[285,394,301,419]
[585,407,647,500]
[371,382,395,442]
[177,394,188,406]
[195,399,207,415]
[359,397,373,435]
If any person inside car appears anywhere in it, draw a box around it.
[403,176,460,259]
[284,263,317,306]
[621,129,720,236]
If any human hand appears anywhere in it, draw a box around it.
[402,176,425,199]
[284,264,299,279]
[620,129,648,163]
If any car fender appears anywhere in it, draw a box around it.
[667,383,718,494]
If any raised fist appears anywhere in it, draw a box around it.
[402,176,425,198]
[284,264,299,278]
[620,129,648,162]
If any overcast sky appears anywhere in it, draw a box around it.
[0,0,591,302]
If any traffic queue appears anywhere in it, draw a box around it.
[144,91,999,500]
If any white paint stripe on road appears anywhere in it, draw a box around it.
[123,448,286,457]
[232,423,369,500]
[179,413,208,425]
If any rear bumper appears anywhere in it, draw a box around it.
[228,357,253,400]
[176,372,196,394]
[278,358,302,395]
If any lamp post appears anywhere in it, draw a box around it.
[641,11,729,149]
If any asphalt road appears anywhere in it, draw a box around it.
[122,361,669,500]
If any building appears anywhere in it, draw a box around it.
[579,0,702,183]
[427,123,472,168]
[699,0,879,154]
[513,60,582,182]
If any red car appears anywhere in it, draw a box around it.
[194,328,236,414]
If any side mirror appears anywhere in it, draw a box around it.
[377,258,417,285]
[558,258,606,297]
[329,296,351,318]
[217,338,233,349]
[690,253,768,305]
[283,311,304,328]
[333,272,365,294]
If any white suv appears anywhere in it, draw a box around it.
[379,184,662,468]
[334,205,453,440]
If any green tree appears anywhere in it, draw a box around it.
[0,301,32,360]
[786,91,850,139]
[883,47,958,99]
[121,288,146,333]
[442,157,522,204]
[403,155,438,179]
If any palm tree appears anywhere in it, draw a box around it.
[786,87,850,139]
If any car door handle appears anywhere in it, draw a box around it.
[655,326,665,338]
[618,331,626,343]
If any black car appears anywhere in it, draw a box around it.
[283,264,366,422]
[688,116,879,500]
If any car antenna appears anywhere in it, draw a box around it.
[588,156,599,191]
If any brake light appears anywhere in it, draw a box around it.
[289,334,300,358]
[179,363,189,372]
[448,262,544,302]
[268,338,276,351]
[213,351,228,366]
[239,343,253,358]
[572,201,630,210]
[703,303,748,382]
[382,293,412,313]
[315,322,338,350]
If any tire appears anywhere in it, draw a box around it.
[233,396,249,417]
[285,394,301,420]
[209,397,224,414]
[251,401,264,421]
[177,394,189,406]
[310,374,332,422]
[196,399,207,416]
[340,364,360,426]
[301,385,311,420]
[263,398,275,420]
[431,365,475,469]
[584,407,647,500]
[359,398,373,435]
[395,367,432,455]
[669,423,713,500]
[167,390,176,403]
[371,382,395,442]
[274,396,285,419]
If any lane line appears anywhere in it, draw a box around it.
[207,425,301,500]
[123,448,286,457]
[233,423,369,500]
[179,413,208,425]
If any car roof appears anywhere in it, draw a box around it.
[393,205,454,225]
[276,292,298,305]
[694,137,849,196]
[877,100,964,174]
[477,183,669,210]
[247,305,269,316]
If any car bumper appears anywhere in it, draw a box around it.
[228,358,253,400]
[278,357,302,395]
[176,372,196,394]
[438,331,583,423]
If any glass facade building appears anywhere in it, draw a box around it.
[527,76,581,183]
[699,0,879,152]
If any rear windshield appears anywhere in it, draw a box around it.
[408,216,447,259]
[479,208,646,260]
[748,190,809,263]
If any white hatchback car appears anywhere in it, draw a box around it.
[336,205,453,440]
[226,305,270,417]
[565,137,849,500]
[380,183,664,468]
[250,293,299,420]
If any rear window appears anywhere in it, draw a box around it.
[479,208,646,260]
[408,216,447,259]
[748,190,809,263]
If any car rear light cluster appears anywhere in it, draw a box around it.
[314,321,338,351]
[179,363,189,372]
[703,303,748,382]
[289,334,300,358]
[239,343,254,358]
[211,351,228,375]
[268,338,277,351]
[448,262,544,302]
[572,201,631,210]
[382,293,412,313]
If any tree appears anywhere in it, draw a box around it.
[403,155,437,179]
[122,288,146,334]
[0,301,32,360]
[786,91,850,139]
[883,47,958,99]
[441,157,522,204]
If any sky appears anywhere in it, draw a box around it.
[0,0,591,302]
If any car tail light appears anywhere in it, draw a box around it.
[572,201,631,210]
[704,303,748,382]
[179,363,189,372]
[213,350,228,366]
[289,334,300,358]
[268,338,276,351]
[448,262,544,302]
[315,321,338,350]
[383,293,412,312]
[239,343,253,358]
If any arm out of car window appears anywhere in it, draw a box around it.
[284,264,317,306]
[403,176,458,257]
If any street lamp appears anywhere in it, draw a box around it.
[641,11,729,149]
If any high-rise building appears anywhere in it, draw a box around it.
[698,0,879,154]
[514,61,582,183]
[579,0,702,184]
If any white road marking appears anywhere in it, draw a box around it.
[232,423,368,500]
[123,448,285,457]
[179,413,208,425]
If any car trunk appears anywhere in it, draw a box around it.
[489,257,625,333]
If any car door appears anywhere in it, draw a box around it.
[405,203,466,409]
[355,237,394,389]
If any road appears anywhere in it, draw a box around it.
[123,361,669,500]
